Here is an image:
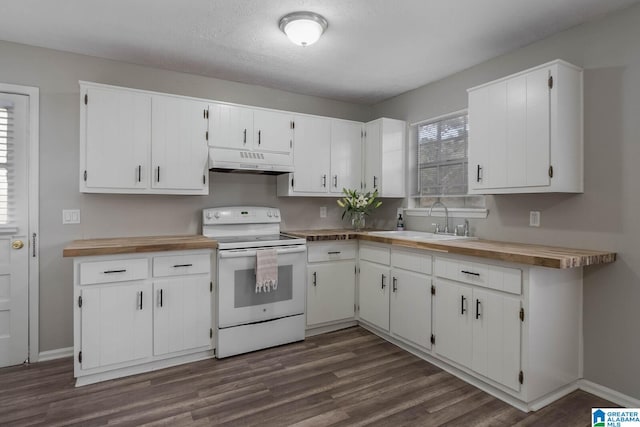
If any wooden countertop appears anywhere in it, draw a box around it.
[285,229,616,269]
[63,235,217,257]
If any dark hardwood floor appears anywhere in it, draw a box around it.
[0,327,615,426]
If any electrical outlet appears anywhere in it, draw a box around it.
[320,206,327,218]
[63,209,81,224]
[529,211,540,227]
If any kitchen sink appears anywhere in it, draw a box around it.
[367,230,472,242]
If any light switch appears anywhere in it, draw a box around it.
[63,209,81,224]
[320,206,327,218]
[529,211,540,227]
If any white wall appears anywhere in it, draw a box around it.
[0,39,384,352]
[373,4,640,399]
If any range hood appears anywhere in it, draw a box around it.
[208,147,294,175]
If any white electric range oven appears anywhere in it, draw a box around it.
[202,206,307,358]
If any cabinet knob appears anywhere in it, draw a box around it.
[11,240,24,250]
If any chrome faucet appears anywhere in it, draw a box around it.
[429,200,449,234]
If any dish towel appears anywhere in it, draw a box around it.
[255,248,278,293]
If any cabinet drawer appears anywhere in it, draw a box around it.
[434,257,521,295]
[80,258,149,285]
[391,249,432,275]
[153,253,211,277]
[308,241,357,263]
[359,244,390,265]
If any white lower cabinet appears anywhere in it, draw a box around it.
[153,277,212,356]
[80,282,152,370]
[359,244,432,349]
[433,278,521,391]
[358,260,390,331]
[73,250,214,386]
[306,241,357,328]
[356,242,582,411]
[390,268,431,348]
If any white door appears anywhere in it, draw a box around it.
[390,269,431,348]
[253,110,293,154]
[151,95,209,191]
[330,120,362,193]
[208,103,253,149]
[306,262,355,327]
[433,279,472,368]
[292,115,330,193]
[471,288,522,391]
[364,120,381,193]
[80,282,152,370]
[0,94,29,368]
[358,260,390,331]
[153,277,212,356]
[83,86,150,190]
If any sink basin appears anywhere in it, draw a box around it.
[367,230,471,242]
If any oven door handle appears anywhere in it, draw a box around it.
[219,246,307,259]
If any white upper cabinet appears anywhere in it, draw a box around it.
[467,60,583,194]
[290,115,331,193]
[151,95,209,192]
[330,120,363,194]
[208,103,253,149]
[253,109,294,154]
[81,85,151,191]
[277,118,362,197]
[364,118,406,197]
[80,82,209,195]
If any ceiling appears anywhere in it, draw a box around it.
[0,0,638,104]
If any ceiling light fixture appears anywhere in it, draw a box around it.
[279,11,328,47]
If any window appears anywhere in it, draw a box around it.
[418,113,468,196]
[0,105,11,225]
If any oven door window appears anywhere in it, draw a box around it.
[234,265,293,307]
[217,248,306,328]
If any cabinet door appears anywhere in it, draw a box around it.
[208,103,253,149]
[433,279,472,368]
[292,115,331,193]
[151,95,209,191]
[390,269,431,348]
[522,66,551,187]
[471,289,522,391]
[330,120,362,193]
[80,282,152,370]
[306,262,356,327]
[358,260,390,331]
[83,86,150,190]
[364,120,382,193]
[254,109,293,154]
[468,82,507,190]
[380,118,405,197]
[153,277,212,356]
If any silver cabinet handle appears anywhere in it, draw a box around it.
[322,174,327,187]
[138,291,143,310]
[381,274,386,289]
[392,277,397,293]
[243,128,247,144]
[312,271,317,286]
[373,176,378,188]
[333,175,338,188]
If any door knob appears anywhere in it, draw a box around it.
[12,240,24,250]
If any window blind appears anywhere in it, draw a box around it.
[418,113,468,196]
[0,104,14,225]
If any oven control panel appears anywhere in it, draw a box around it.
[203,206,281,225]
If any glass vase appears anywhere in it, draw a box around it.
[351,212,365,231]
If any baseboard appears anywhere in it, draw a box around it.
[38,347,73,362]
[580,380,640,408]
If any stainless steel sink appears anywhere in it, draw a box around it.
[367,230,472,242]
